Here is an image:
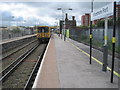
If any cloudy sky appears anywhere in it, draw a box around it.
[0,0,119,27]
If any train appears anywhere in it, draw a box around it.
[36,26,51,43]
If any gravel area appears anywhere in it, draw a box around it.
[2,44,46,88]
[1,40,38,71]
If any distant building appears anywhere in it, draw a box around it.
[59,20,64,34]
[65,13,76,30]
[116,3,120,18]
[93,18,104,25]
[59,13,76,32]
[80,3,120,27]
[81,14,90,26]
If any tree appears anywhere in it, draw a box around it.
[11,27,21,33]
[96,20,105,28]
[108,19,113,26]
[80,25,89,29]
[117,17,120,25]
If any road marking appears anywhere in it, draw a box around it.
[67,40,120,77]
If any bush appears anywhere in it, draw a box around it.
[11,27,21,33]
[108,19,113,26]
[80,25,89,29]
[96,17,120,27]
[117,17,120,25]
[96,20,105,28]
[92,24,96,28]
[116,45,120,54]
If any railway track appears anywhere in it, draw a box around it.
[0,43,39,82]
[1,39,37,60]
[1,43,47,89]
[1,40,38,71]
[24,44,47,89]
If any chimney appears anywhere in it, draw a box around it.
[65,13,68,21]
[72,16,75,20]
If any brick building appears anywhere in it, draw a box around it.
[116,3,120,18]
[65,13,76,30]
[81,14,90,26]
[59,13,76,32]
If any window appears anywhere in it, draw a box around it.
[37,27,49,33]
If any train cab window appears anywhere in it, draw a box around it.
[37,27,49,33]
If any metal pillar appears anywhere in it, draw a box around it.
[90,0,93,64]
[111,1,116,83]
[62,10,65,40]
[90,21,92,64]
[102,17,108,72]
[64,28,66,41]
[57,8,72,40]
[63,13,66,41]
[63,22,66,41]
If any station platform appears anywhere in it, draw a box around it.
[0,34,36,45]
[32,33,119,89]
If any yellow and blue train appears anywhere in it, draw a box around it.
[36,26,51,43]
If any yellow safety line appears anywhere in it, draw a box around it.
[67,40,120,77]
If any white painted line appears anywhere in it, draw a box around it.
[32,38,51,88]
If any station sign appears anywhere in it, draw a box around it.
[91,2,114,21]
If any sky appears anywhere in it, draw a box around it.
[0,0,119,27]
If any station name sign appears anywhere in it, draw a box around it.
[92,2,114,21]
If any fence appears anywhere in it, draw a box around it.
[1,28,35,40]
[69,26,120,55]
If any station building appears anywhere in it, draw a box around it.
[59,13,76,33]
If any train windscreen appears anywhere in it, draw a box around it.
[38,27,49,33]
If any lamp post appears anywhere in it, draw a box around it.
[9,16,14,27]
[55,18,60,36]
[90,0,94,64]
[8,16,15,38]
[57,8,72,41]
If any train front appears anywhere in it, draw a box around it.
[36,26,50,43]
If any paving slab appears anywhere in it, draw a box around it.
[54,34,118,88]
[33,33,119,89]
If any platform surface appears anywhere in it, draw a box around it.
[32,33,119,88]
[0,34,36,45]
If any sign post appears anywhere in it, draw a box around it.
[102,17,108,72]
[90,0,93,64]
[91,2,113,66]
[91,2,117,82]
[91,2,113,21]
